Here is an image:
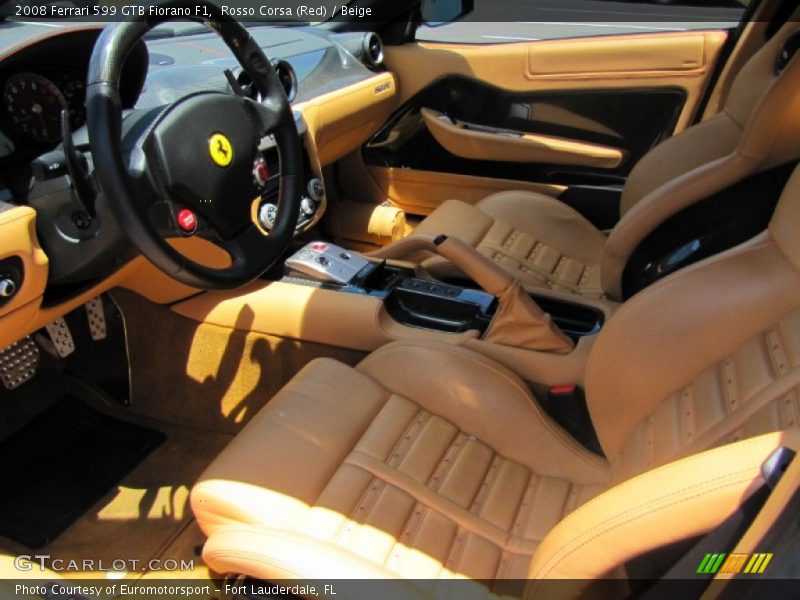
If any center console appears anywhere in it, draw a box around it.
[282,241,603,341]
[253,118,325,234]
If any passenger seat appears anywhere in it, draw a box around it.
[376,19,800,302]
[189,164,800,593]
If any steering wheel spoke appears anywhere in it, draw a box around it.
[250,98,288,138]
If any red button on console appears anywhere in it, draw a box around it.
[311,242,328,251]
[177,209,198,233]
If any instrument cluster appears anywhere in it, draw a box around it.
[2,69,86,146]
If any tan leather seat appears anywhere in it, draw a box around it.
[381,20,800,301]
[190,165,800,593]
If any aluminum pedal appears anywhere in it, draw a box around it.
[85,296,107,341]
[0,336,40,390]
[44,317,75,358]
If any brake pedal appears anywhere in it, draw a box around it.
[85,296,107,341]
[44,317,76,358]
[0,336,40,390]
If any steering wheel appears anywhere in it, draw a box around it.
[86,0,303,290]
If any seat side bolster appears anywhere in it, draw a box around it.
[601,150,758,300]
[191,358,391,536]
[203,524,433,598]
[526,430,800,591]
[357,340,610,484]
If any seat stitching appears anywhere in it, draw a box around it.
[302,387,394,511]
[385,501,429,571]
[360,343,610,475]
[204,548,319,580]
[532,470,756,578]
[664,356,800,464]
[335,477,386,547]
[442,527,469,576]
[469,453,502,518]
[482,239,584,294]
[345,450,539,554]
[721,356,740,413]
[478,219,601,295]
[387,408,431,468]
[427,431,469,492]
[558,434,778,539]
[767,326,790,377]
[510,470,537,538]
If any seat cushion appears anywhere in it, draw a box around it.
[191,341,609,580]
[412,193,607,298]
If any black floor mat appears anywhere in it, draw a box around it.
[0,395,165,548]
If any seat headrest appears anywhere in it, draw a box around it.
[770,164,800,271]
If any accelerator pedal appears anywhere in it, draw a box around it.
[84,296,107,341]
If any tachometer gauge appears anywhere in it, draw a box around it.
[55,73,87,131]
[3,72,66,144]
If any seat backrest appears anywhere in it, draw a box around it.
[526,164,800,586]
[601,14,800,299]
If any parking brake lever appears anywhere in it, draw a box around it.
[368,233,574,354]
[60,109,97,218]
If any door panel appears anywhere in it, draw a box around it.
[420,108,628,169]
[348,31,727,221]
[363,79,687,194]
[385,32,727,131]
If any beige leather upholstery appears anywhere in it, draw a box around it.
[390,19,800,301]
[410,194,607,298]
[190,165,800,591]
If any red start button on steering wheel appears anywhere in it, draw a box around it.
[176,209,198,233]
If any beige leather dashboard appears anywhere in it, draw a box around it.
[0,206,48,349]
[295,72,397,167]
[0,72,398,351]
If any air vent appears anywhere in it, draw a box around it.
[235,59,297,103]
[362,33,384,69]
[272,59,298,103]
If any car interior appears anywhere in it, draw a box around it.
[1,0,799,598]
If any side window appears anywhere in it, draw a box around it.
[416,0,749,44]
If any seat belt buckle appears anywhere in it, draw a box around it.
[548,384,577,399]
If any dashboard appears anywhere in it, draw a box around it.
[0,19,398,352]
[0,23,386,191]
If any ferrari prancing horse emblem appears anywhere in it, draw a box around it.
[209,133,233,167]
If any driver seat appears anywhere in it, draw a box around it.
[190,167,800,592]
[377,19,800,302]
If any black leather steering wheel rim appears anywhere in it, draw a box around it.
[86,0,304,290]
